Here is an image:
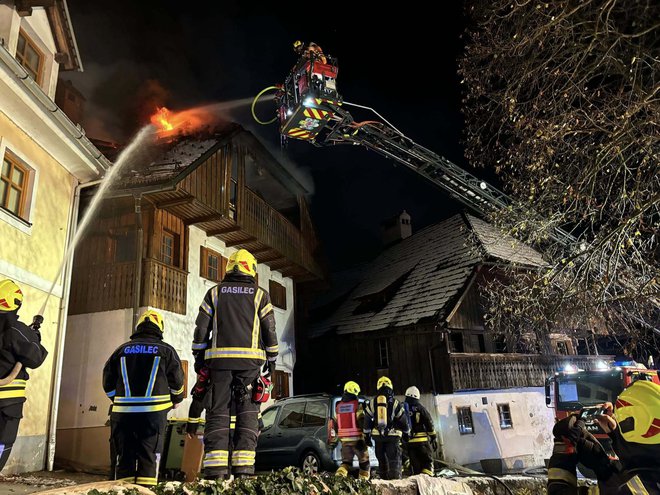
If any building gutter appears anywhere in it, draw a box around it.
[0,43,109,177]
[46,177,102,471]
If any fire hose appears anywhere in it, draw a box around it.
[0,362,22,386]
[251,86,279,125]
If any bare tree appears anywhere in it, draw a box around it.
[459,0,659,355]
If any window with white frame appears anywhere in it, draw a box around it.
[498,403,513,429]
[457,406,474,434]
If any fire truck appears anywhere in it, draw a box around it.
[251,41,579,249]
[545,360,660,438]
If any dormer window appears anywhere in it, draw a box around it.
[16,31,43,83]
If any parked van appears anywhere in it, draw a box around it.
[255,393,378,474]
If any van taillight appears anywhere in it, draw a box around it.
[327,418,337,444]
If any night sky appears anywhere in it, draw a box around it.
[66,1,478,270]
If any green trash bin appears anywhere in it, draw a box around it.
[161,418,205,480]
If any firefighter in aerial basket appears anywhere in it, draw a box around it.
[0,280,47,472]
[547,379,660,494]
[403,386,437,476]
[191,249,278,479]
[364,376,410,480]
[103,310,185,487]
[335,381,370,480]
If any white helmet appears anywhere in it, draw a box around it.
[405,386,420,400]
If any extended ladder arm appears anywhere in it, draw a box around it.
[319,104,577,248]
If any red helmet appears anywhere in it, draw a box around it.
[252,375,273,403]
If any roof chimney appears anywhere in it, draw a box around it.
[381,210,412,246]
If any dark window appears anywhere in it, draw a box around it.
[269,280,287,310]
[303,401,327,427]
[261,407,278,430]
[498,404,513,429]
[272,370,290,400]
[1,153,30,219]
[229,153,238,217]
[162,232,174,265]
[279,402,305,428]
[200,247,226,282]
[450,333,464,353]
[161,230,180,267]
[16,31,43,83]
[377,338,389,369]
[494,335,507,353]
[457,407,474,435]
[477,334,486,353]
[114,231,136,262]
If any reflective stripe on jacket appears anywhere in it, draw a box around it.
[103,329,185,414]
[336,399,363,442]
[0,313,47,407]
[192,274,278,370]
[364,394,409,438]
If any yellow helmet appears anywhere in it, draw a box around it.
[0,280,23,312]
[344,381,360,396]
[136,309,164,333]
[377,376,393,390]
[293,40,303,49]
[227,249,257,278]
[614,380,660,445]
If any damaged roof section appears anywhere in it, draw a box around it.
[111,123,310,197]
[309,213,546,338]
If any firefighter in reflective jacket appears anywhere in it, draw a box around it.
[103,310,185,487]
[404,386,437,476]
[0,280,47,471]
[335,381,370,480]
[191,249,277,479]
[364,376,410,480]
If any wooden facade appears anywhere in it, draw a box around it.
[69,135,321,316]
[302,268,602,396]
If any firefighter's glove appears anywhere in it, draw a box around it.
[186,422,198,437]
[402,432,410,443]
[364,434,373,448]
[193,352,206,374]
[263,359,276,377]
[553,415,585,445]
[576,431,614,481]
[430,436,438,452]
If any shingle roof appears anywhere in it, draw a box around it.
[309,213,546,338]
[467,215,547,267]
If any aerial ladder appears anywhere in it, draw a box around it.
[252,42,577,249]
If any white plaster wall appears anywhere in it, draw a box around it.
[58,309,134,429]
[429,388,554,469]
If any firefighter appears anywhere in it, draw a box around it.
[364,376,410,480]
[335,381,370,480]
[191,249,277,479]
[403,386,437,476]
[0,280,47,471]
[103,310,185,487]
[547,380,660,494]
[293,40,327,64]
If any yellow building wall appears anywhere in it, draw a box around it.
[0,110,74,465]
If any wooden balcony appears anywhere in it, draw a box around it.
[69,259,187,315]
[445,353,610,392]
[238,188,322,279]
